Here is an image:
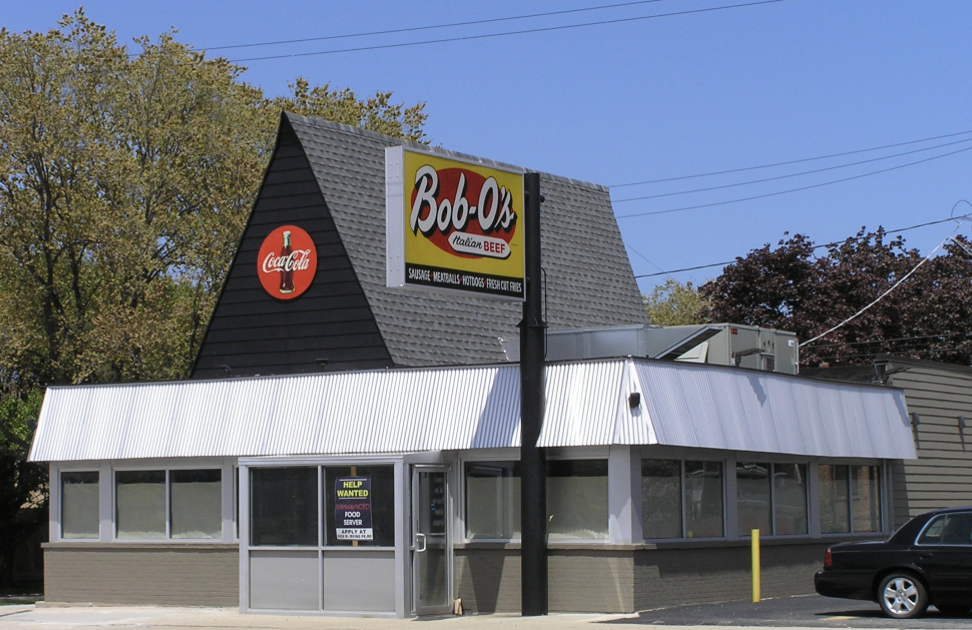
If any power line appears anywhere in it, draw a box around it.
[610,128,972,189]
[800,227,958,347]
[813,345,972,363]
[633,215,970,278]
[227,0,789,62]
[626,243,677,281]
[199,1,672,52]
[617,144,972,219]
[809,332,972,351]
[612,136,972,203]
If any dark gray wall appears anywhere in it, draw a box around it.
[634,542,826,610]
[456,542,828,614]
[192,118,393,379]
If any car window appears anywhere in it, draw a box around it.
[918,513,972,545]
[918,516,945,544]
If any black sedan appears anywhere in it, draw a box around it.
[815,506,972,619]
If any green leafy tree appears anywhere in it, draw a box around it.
[644,279,710,326]
[0,10,429,585]
[701,229,972,366]
[0,11,429,388]
[0,388,44,586]
[274,77,428,144]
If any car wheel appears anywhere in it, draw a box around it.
[936,604,972,616]
[878,573,929,619]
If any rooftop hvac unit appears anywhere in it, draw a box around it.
[541,324,799,374]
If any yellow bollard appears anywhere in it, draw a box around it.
[751,528,761,603]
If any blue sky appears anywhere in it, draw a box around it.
[6,1,972,295]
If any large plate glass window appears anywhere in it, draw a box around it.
[323,466,395,546]
[170,469,222,539]
[819,464,850,534]
[641,460,681,539]
[773,463,808,535]
[464,461,521,540]
[546,460,608,540]
[116,469,223,540]
[736,462,808,536]
[684,460,723,538]
[462,459,607,540]
[61,471,99,539]
[819,464,881,534]
[736,462,771,535]
[851,465,881,533]
[250,467,317,546]
[116,470,166,539]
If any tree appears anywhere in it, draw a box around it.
[701,229,972,366]
[644,279,710,326]
[0,388,44,586]
[274,77,427,144]
[0,10,428,387]
[0,11,429,585]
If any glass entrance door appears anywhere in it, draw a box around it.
[411,467,451,615]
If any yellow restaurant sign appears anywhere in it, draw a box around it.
[385,146,525,300]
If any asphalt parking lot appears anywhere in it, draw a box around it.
[606,594,972,628]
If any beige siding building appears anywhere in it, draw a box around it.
[808,356,972,527]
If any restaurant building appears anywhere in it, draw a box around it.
[29,114,916,616]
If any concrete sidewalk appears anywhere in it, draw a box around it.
[0,605,811,630]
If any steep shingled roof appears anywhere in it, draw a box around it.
[284,113,647,367]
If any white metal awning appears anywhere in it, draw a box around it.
[28,358,917,462]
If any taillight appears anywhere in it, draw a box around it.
[824,547,833,568]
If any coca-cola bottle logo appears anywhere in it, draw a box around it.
[257,225,318,300]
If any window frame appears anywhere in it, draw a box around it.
[640,455,727,542]
[459,449,611,544]
[59,469,101,541]
[768,462,810,537]
[245,462,398,551]
[915,512,972,547]
[111,464,227,542]
[734,461,809,538]
[816,461,884,536]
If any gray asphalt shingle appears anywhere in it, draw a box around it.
[286,113,647,367]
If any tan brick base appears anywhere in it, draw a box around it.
[43,543,238,607]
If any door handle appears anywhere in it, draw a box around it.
[918,553,933,559]
[415,532,427,553]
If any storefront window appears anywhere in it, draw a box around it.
[684,461,723,538]
[250,467,318,546]
[116,470,166,539]
[548,460,608,540]
[774,463,808,535]
[819,464,850,534]
[736,462,771,536]
[851,465,881,533]
[641,460,681,539]
[61,471,99,539]
[170,469,222,539]
[465,462,521,539]
[463,459,607,540]
[324,466,395,547]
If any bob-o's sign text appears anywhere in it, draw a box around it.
[386,147,524,300]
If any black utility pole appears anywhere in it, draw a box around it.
[519,172,547,616]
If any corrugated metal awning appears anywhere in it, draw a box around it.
[28,359,916,462]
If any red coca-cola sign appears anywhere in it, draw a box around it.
[257,225,317,300]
